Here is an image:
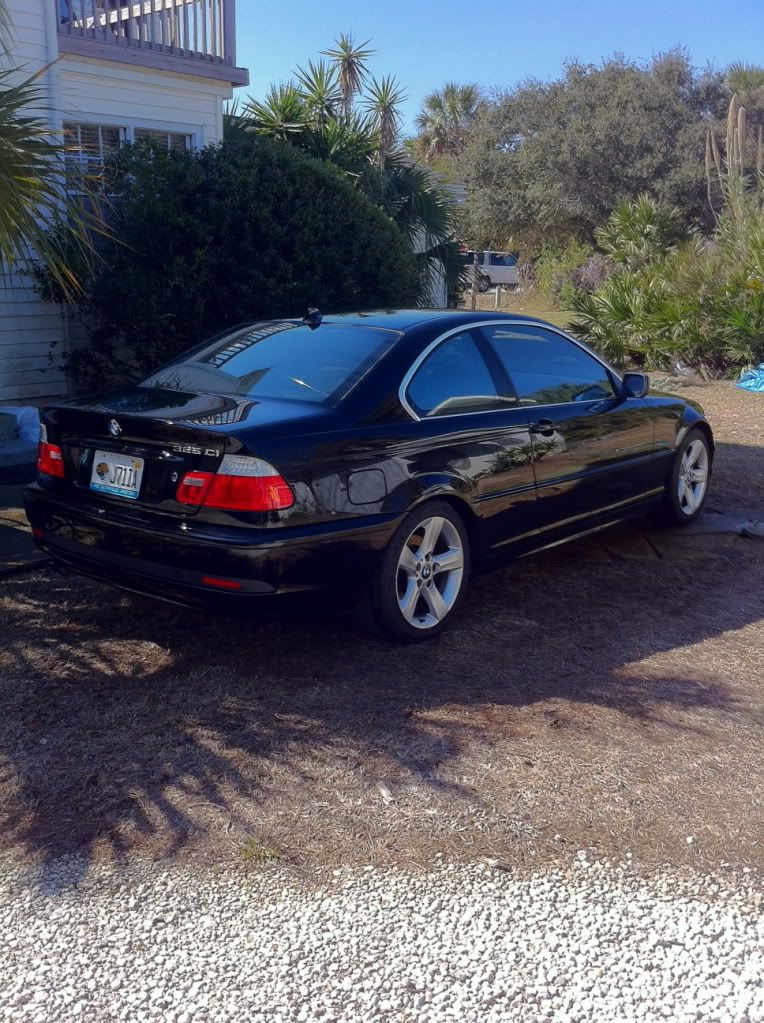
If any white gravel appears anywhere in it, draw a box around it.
[1,855,762,1023]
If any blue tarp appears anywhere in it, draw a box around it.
[737,364,764,393]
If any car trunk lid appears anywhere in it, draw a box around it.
[42,389,234,516]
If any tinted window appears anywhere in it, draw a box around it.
[481,325,615,406]
[488,253,517,267]
[141,322,398,406]
[406,331,514,417]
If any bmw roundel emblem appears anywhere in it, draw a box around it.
[108,418,122,438]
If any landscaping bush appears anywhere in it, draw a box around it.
[533,241,612,307]
[41,135,420,390]
[571,187,764,373]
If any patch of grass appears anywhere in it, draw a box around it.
[466,289,573,329]
[240,838,282,865]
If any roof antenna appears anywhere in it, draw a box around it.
[303,307,323,329]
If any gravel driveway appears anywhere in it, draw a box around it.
[2,857,762,1023]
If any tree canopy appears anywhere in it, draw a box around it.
[459,52,730,251]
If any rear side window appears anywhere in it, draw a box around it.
[141,322,398,406]
[405,331,515,418]
[488,253,517,267]
[480,324,615,406]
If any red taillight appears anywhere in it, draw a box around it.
[176,455,294,512]
[201,576,242,590]
[37,423,65,479]
[37,441,65,478]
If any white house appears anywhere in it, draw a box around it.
[0,0,248,403]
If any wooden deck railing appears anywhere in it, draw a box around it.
[57,0,240,73]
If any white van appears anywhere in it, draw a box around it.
[463,251,520,291]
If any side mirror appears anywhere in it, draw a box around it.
[622,372,649,398]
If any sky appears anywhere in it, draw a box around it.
[235,0,764,133]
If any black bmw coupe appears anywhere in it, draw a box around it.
[24,310,713,641]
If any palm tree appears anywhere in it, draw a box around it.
[414,82,481,160]
[363,75,406,162]
[361,150,464,302]
[322,34,374,117]
[0,3,103,296]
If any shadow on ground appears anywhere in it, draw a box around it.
[0,440,763,875]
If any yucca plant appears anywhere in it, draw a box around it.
[240,37,465,302]
[243,85,308,142]
[363,75,406,162]
[321,34,374,116]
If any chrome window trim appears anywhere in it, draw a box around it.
[398,319,622,423]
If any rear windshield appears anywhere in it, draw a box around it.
[140,322,399,406]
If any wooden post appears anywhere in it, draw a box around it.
[470,269,478,310]
[494,284,502,309]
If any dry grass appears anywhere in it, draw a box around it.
[462,289,573,328]
[0,383,762,874]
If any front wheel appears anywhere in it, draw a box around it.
[661,428,712,525]
[366,501,471,642]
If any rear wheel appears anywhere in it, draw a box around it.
[366,501,470,642]
[661,428,711,525]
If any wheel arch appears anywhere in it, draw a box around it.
[678,416,715,461]
[407,490,482,566]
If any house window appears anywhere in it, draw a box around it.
[134,128,191,152]
[63,121,124,193]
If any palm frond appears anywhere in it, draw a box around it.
[0,66,107,298]
[294,60,341,129]
[322,33,374,115]
[363,75,406,159]
[242,84,308,141]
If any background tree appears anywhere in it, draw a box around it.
[459,52,728,251]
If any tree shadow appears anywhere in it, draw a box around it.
[1,440,762,879]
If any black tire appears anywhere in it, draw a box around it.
[477,275,491,293]
[660,427,712,526]
[364,500,471,643]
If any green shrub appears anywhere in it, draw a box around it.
[571,187,764,373]
[533,241,612,307]
[41,135,420,390]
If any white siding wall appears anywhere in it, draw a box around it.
[0,0,233,403]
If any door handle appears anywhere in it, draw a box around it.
[530,419,555,437]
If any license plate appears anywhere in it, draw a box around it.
[90,450,144,500]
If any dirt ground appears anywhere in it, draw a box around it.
[0,382,763,874]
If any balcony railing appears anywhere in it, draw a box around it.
[56,0,248,84]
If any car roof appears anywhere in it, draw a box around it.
[319,309,554,332]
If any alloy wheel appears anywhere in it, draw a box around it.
[396,515,465,630]
[678,438,709,516]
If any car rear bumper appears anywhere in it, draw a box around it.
[23,484,398,610]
